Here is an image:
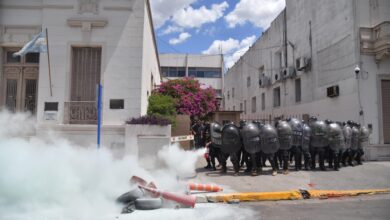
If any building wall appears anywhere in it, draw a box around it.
[159,53,223,94]
[223,0,390,146]
[356,0,390,145]
[0,0,160,126]
[140,0,161,116]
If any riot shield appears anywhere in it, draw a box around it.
[310,120,329,148]
[241,122,261,154]
[289,118,303,146]
[358,126,369,149]
[302,123,311,151]
[277,121,293,150]
[221,123,242,154]
[260,124,280,154]
[351,126,359,150]
[210,122,222,147]
[328,123,345,152]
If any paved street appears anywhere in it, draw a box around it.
[187,160,390,220]
[191,160,390,193]
[240,194,390,220]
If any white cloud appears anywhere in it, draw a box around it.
[225,0,285,29]
[160,25,184,35]
[150,0,196,28]
[202,26,217,36]
[202,38,239,55]
[169,32,192,45]
[172,2,229,29]
[202,35,257,69]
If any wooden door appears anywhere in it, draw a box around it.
[1,48,39,114]
[382,80,390,144]
[65,47,101,124]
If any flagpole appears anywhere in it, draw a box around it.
[45,28,53,96]
[97,84,102,149]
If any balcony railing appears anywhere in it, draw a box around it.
[64,101,97,124]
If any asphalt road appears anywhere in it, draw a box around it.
[189,161,390,219]
[193,161,390,193]
[240,194,390,220]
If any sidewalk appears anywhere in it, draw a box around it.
[188,159,390,201]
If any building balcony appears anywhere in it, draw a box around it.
[64,101,97,124]
[360,21,390,62]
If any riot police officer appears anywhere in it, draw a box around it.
[356,124,369,165]
[238,120,251,172]
[210,122,223,171]
[341,121,353,166]
[302,121,312,170]
[221,121,242,175]
[309,117,329,171]
[288,118,304,171]
[241,121,262,176]
[349,121,360,166]
[276,120,293,174]
[327,121,345,171]
[260,123,280,176]
[191,120,203,149]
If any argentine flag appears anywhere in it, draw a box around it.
[13,31,47,57]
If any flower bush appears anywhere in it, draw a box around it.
[155,77,218,118]
[126,115,171,126]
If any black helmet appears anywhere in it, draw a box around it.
[309,116,317,121]
[239,120,247,126]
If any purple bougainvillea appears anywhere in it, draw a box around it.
[155,77,218,118]
[126,115,171,126]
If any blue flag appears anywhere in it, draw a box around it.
[13,31,47,57]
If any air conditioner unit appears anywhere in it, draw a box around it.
[297,57,311,71]
[259,74,271,87]
[282,66,296,79]
[327,85,339,98]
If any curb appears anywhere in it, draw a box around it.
[206,190,302,203]
[203,189,390,203]
[307,189,390,199]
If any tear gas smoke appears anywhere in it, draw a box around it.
[0,111,256,220]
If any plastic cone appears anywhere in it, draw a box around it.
[188,183,223,192]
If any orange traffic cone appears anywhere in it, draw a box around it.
[139,185,196,208]
[188,183,223,192]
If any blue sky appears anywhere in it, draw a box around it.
[150,0,285,68]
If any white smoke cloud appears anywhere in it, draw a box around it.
[0,110,256,220]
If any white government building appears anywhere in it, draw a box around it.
[223,0,390,160]
[0,0,161,148]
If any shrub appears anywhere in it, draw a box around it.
[125,115,171,126]
[147,94,176,116]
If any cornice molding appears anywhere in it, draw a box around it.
[0,4,74,10]
[103,6,132,11]
[67,18,107,28]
